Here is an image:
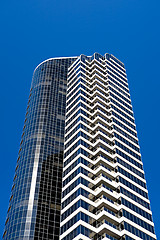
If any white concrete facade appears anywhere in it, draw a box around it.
[60,53,156,240]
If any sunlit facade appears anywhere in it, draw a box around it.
[3,53,156,240]
[60,53,157,240]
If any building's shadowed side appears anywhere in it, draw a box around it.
[3,57,77,240]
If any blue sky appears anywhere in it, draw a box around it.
[0,0,160,238]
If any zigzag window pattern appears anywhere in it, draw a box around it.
[60,53,156,240]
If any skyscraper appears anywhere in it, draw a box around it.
[60,53,156,240]
[3,53,156,240]
[3,57,77,240]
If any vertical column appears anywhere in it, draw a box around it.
[61,54,122,240]
[105,54,156,240]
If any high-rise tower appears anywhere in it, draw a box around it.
[3,57,77,240]
[3,53,156,240]
[60,53,156,240]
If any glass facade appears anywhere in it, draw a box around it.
[3,57,77,240]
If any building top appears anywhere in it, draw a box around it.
[34,56,78,73]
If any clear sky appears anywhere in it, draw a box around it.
[0,0,160,238]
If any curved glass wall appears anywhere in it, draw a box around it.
[3,57,77,240]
